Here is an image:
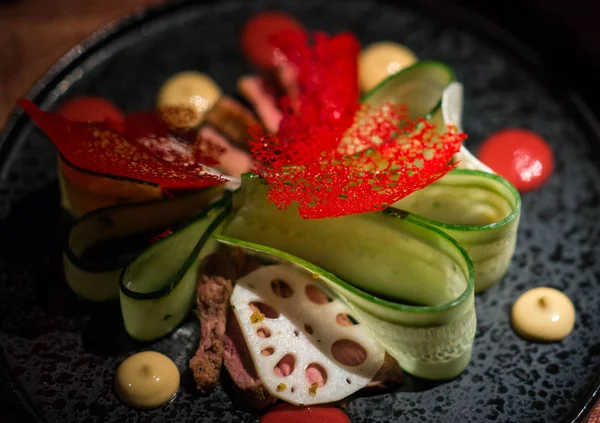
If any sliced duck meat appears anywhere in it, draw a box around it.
[203,96,260,149]
[229,247,263,277]
[268,61,299,105]
[202,247,262,282]
[196,125,253,178]
[201,249,244,282]
[189,275,233,393]
[366,353,405,391]
[212,257,275,410]
[223,308,277,410]
[193,250,402,405]
[237,76,282,133]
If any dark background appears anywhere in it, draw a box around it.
[1,0,600,126]
[453,0,600,117]
[0,0,599,422]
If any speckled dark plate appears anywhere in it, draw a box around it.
[1,0,600,422]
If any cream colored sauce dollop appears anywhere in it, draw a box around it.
[511,287,575,342]
[157,71,222,127]
[358,41,418,93]
[114,351,180,409]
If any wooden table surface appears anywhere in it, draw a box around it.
[0,0,162,126]
[0,0,598,422]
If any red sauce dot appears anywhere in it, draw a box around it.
[259,404,350,423]
[477,128,554,192]
[57,96,125,132]
[240,11,306,70]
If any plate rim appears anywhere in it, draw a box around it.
[0,0,599,422]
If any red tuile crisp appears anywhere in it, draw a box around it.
[149,227,173,244]
[19,100,226,190]
[249,32,466,219]
[125,111,227,169]
[125,110,222,167]
[272,30,360,158]
[125,110,196,166]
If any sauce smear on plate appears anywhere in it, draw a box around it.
[511,287,575,342]
[240,11,306,70]
[114,351,180,409]
[477,128,554,192]
[259,404,351,423]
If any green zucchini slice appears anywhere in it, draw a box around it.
[57,154,165,218]
[64,188,221,302]
[360,60,456,126]
[391,169,521,292]
[119,197,231,341]
[222,174,475,380]
[360,65,493,175]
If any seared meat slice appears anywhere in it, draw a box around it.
[237,76,282,133]
[203,96,259,149]
[335,313,404,391]
[202,247,262,282]
[189,275,233,393]
[193,250,403,405]
[367,353,405,391]
[222,309,277,410]
[196,125,253,178]
[269,62,299,105]
[191,250,265,398]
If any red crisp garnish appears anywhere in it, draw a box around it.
[273,30,360,156]
[19,100,226,190]
[251,103,465,218]
[125,110,221,167]
[57,96,126,133]
[149,227,173,243]
[249,32,466,219]
[194,132,228,168]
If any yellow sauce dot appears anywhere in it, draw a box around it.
[276,383,287,392]
[114,351,180,409]
[308,382,319,396]
[511,287,575,342]
[157,71,222,127]
[358,41,418,93]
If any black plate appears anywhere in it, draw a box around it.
[1,1,600,422]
